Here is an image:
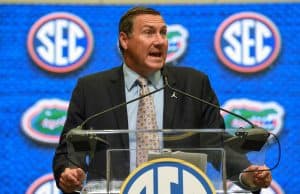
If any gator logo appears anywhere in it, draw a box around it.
[214,12,281,73]
[26,173,62,194]
[166,24,189,64]
[21,99,68,144]
[27,12,93,73]
[227,180,284,194]
[221,99,284,136]
[120,158,215,194]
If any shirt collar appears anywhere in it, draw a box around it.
[123,63,162,91]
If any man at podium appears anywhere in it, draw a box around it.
[53,6,272,194]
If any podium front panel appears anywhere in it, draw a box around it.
[66,129,266,194]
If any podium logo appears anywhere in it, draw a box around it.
[166,24,189,64]
[222,99,284,137]
[26,173,61,194]
[120,158,215,194]
[214,12,281,73]
[27,12,93,73]
[21,99,68,144]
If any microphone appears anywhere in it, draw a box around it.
[66,127,110,152]
[161,68,270,154]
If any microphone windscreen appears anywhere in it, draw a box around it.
[224,128,270,154]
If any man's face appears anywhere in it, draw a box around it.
[120,14,168,77]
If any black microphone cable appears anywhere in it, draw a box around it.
[241,132,281,173]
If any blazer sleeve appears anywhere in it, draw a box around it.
[52,78,88,190]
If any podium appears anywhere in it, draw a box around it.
[66,129,268,194]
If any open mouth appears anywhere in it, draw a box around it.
[149,51,162,58]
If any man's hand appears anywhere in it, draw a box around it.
[59,167,86,193]
[241,165,272,189]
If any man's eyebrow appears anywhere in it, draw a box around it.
[142,25,167,29]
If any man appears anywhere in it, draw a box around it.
[53,7,272,194]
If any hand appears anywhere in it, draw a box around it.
[241,165,272,189]
[59,167,86,193]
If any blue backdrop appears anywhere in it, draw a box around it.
[0,3,298,193]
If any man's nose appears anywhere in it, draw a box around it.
[153,33,166,45]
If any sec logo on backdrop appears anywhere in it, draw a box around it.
[120,158,215,194]
[27,12,93,73]
[214,12,281,73]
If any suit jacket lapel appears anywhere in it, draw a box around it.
[107,67,129,146]
[106,67,129,176]
[163,67,177,129]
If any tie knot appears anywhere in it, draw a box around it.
[137,77,148,87]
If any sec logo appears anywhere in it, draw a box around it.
[120,158,215,194]
[214,12,281,73]
[27,12,93,73]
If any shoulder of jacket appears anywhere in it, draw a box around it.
[78,66,122,83]
[166,65,208,78]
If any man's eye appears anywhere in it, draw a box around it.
[144,30,154,35]
[161,30,167,36]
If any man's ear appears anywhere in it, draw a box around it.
[119,32,129,50]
